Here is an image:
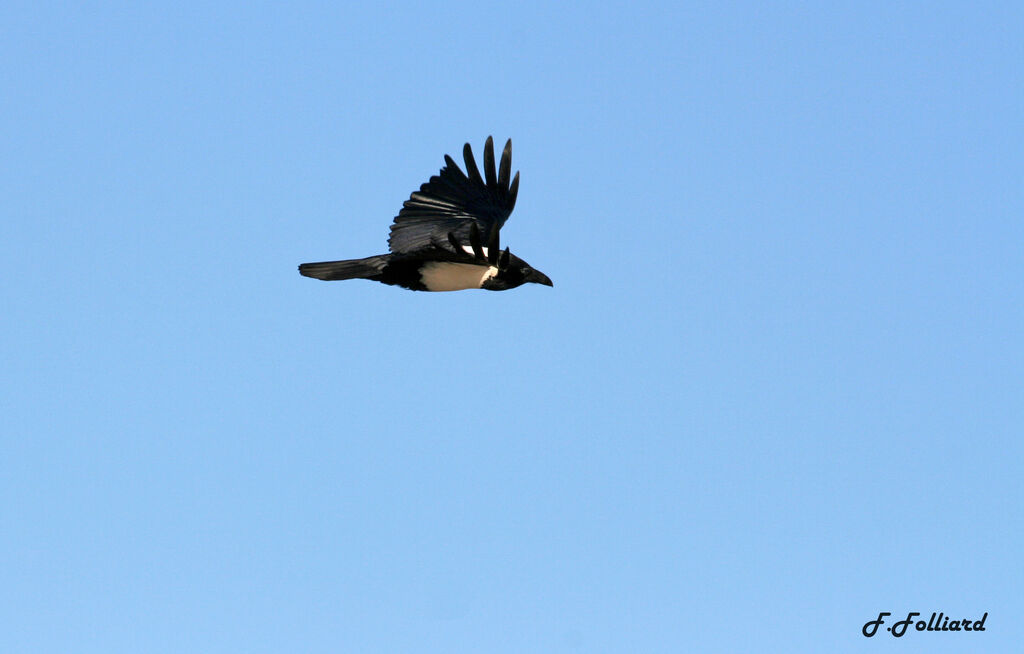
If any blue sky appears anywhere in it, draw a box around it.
[2,1,1021,652]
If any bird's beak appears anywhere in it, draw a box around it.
[530,270,553,287]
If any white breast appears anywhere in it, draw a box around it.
[420,262,498,292]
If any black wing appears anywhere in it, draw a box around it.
[388,136,520,254]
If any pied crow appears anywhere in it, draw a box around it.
[299,137,552,292]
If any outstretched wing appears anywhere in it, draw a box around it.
[388,136,520,254]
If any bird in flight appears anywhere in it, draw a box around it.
[299,137,552,292]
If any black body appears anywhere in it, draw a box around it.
[299,137,552,292]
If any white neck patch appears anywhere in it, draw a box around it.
[420,262,498,292]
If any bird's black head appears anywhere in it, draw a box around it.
[482,255,553,291]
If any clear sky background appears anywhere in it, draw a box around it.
[2,2,1021,652]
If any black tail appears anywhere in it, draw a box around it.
[298,255,390,281]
